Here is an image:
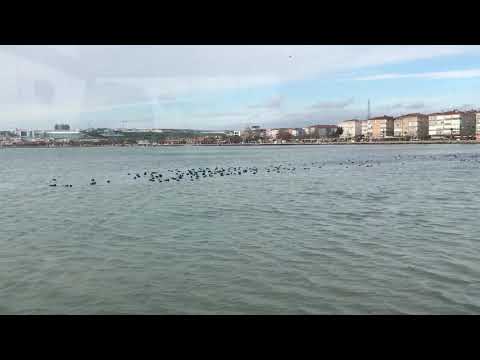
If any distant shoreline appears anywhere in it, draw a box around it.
[193,141,480,146]
[2,141,480,148]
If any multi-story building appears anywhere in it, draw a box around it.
[317,125,338,138]
[225,130,241,136]
[287,128,304,137]
[266,128,280,140]
[302,127,311,136]
[303,124,337,138]
[44,130,83,141]
[339,119,361,139]
[428,110,476,139]
[360,120,369,138]
[369,116,394,139]
[394,113,429,139]
[15,129,34,138]
[477,113,480,140]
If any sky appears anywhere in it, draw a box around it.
[2,45,480,130]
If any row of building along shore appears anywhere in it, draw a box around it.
[228,110,480,143]
[338,110,479,140]
[3,110,480,146]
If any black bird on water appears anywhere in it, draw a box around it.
[75,161,321,189]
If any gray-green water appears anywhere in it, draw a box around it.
[2,144,480,314]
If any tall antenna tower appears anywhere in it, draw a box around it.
[367,99,371,120]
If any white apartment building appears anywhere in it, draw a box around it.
[15,129,35,138]
[360,120,369,138]
[339,119,361,139]
[428,111,476,139]
[393,113,429,139]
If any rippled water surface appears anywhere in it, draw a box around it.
[2,144,480,314]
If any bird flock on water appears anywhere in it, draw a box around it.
[47,161,329,187]
[47,152,480,188]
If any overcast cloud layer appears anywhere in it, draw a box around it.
[1,45,480,130]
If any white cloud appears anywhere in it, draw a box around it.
[378,101,426,111]
[354,68,480,81]
[196,111,246,118]
[249,95,284,109]
[2,45,480,128]
[311,97,354,109]
[97,75,282,97]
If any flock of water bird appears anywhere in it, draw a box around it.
[48,163,317,187]
[47,152,480,188]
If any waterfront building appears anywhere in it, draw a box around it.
[15,129,35,139]
[44,130,83,141]
[15,129,53,140]
[360,120,369,138]
[225,130,241,136]
[288,128,304,137]
[428,110,476,139]
[304,125,337,138]
[477,113,480,140]
[369,116,394,139]
[339,119,361,139]
[394,113,429,139]
[316,125,338,138]
[266,128,280,139]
